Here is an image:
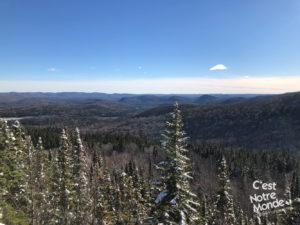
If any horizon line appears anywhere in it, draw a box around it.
[0,77,300,94]
[0,91,279,95]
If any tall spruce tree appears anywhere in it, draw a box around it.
[11,121,28,211]
[23,135,35,224]
[115,171,135,224]
[0,119,29,224]
[49,129,73,224]
[101,170,117,224]
[153,102,200,224]
[33,137,51,225]
[212,156,236,225]
[0,119,14,205]
[72,128,92,225]
[48,149,61,224]
[135,168,151,223]
[90,149,105,224]
[125,162,150,224]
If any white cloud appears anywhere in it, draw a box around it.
[210,64,227,71]
[1,76,300,94]
[47,68,57,72]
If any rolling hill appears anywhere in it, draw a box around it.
[1,91,299,151]
[136,92,300,150]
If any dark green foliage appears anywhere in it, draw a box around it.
[56,129,73,224]
[153,103,200,224]
[291,171,300,199]
[24,127,61,149]
[71,128,92,225]
[0,201,29,225]
[2,104,300,225]
[212,156,236,224]
[280,198,300,224]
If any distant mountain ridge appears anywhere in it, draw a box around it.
[119,95,195,108]
[136,91,300,150]
[0,92,269,109]
[2,91,299,151]
[118,94,266,108]
[193,94,218,104]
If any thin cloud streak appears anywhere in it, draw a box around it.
[0,76,299,94]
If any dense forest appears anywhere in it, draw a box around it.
[1,103,300,224]
[1,92,300,151]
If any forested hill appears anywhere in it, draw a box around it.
[2,104,300,224]
[137,92,300,150]
[1,91,300,151]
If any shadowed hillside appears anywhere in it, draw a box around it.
[0,92,299,151]
[137,92,300,150]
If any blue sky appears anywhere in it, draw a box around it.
[1,0,300,93]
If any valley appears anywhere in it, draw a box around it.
[1,91,299,151]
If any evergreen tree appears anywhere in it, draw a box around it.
[33,137,51,225]
[280,198,300,224]
[0,200,29,225]
[72,128,92,225]
[235,207,247,225]
[0,119,29,224]
[136,168,151,222]
[284,174,291,201]
[48,149,61,224]
[153,102,200,224]
[0,119,12,205]
[291,172,300,200]
[126,163,150,224]
[49,129,73,224]
[11,121,28,211]
[253,214,262,225]
[115,171,136,224]
[212,156,236,225]
[23,135,35,224]
[200,195,208,225]
[101,170,117,224]
[200,194,218,225]
[90,149,105,224]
